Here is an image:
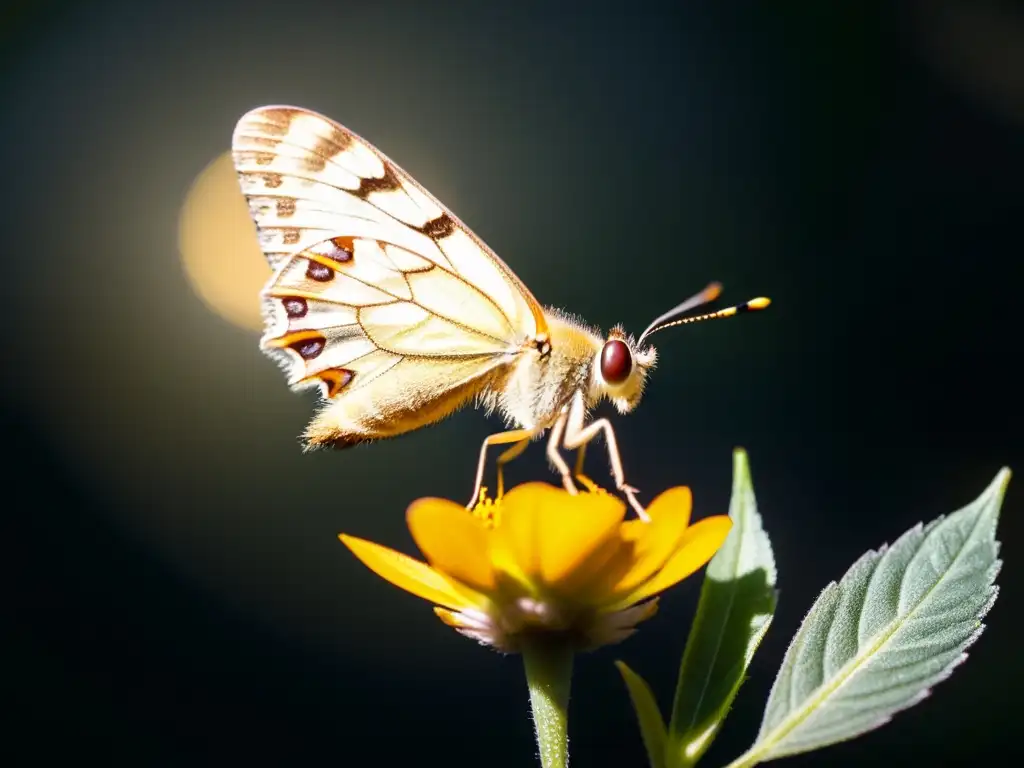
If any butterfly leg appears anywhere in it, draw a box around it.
[571,443,600,493]
[495,437,531,498]
[561,390,649,521]
[469,428,538,508]
[545,411,578,495]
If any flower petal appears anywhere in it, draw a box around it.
[584,599,660,650]
[552,533,631,601]
[493,483,626,590]
[407,497,495,592]
[602,487,693,597]
[609,515,732,609]
[433,606,492,632]
[643,485,692,530]
[339,534,486,611]
[435,607,503,648]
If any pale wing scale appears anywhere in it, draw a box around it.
[235,109,383,182]
[265,329,376,384]
[315,274,395,306]
[237,174,390,223]
[305,334,378,378]
[275,257,395,306]
[233,105,547,337]
[359,303,508,357]
[286,112,386,177]
[435,229,524,332]
[243,111,437,229]
[244,204,424,252]
[383,244,433,273]
[310,240,412,301]
[295,344,404,397]
[233,142,362,192]
[271,110,386,181]
[266,296,358,334]
[362,186,437,229]
[405,268,514,343]
[357,301,429,335]
[255,227,337,266]
[401,181,447,223]
[243,202,354,234]
[343,349,404,391]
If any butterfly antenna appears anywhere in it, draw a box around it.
[637,282,723,345]
[638,287,770,345]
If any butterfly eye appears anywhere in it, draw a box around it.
[600,339,633,385]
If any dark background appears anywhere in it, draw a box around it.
[4,0,1022,765]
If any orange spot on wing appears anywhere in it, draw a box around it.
[316,368,355,398]
[267,330,327,360]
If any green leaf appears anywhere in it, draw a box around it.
[728,467,1010,767]
[616,661,668,768]
[667,448,778,768]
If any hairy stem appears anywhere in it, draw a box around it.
[521,636,574,768]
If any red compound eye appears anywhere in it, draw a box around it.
[600,339,633,385]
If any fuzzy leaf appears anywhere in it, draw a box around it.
[731,468,1009,766]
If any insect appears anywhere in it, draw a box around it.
[232,106,769,519]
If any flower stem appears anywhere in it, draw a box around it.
[521,636,574,768]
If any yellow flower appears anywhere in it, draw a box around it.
[339,482,731,652]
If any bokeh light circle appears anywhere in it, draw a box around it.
[178,151,269,331]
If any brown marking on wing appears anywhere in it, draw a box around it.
[301,238,354,281]
[267,330,327,361]
[322,237,354,262]
[301,127,354,173]
[418,212,456,239]
[282,297,308,318]
[276,198,296,217]
[256,114,290,136]
[355,164,402,198]
[294,338,325,360]
[305,260,334,282]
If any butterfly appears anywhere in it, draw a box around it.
[231,106,769,519]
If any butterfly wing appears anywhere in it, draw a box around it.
[232,106,549,448]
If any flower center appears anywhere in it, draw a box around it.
[471,487,502,528]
